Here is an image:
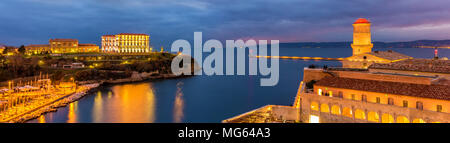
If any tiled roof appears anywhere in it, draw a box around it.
[49,39,78,42]
[25,44,49,47]
[102,35,116,37]
[367,50,412,61]
[315,77,450,100]
[78,43,98,46]
[370,59,450,74]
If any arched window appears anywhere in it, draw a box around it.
[381,114,394,123]
[416,101,423,110]
[343,107,352,118]
[355,109,366,120]
[368,112,379,122]
[318,89,322,96]
[311,102,319,111]
[396,116,409,123]
[331,105,341,115]
[412,118,425,123]
[320,104,330,113]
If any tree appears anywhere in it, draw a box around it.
[2,47,8,55]
[18,45,26,55]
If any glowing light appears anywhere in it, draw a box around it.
[309,115,320,123]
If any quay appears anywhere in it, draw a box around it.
[0,83,99,123]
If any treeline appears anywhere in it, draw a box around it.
[100,59,172,74]
[0,55,42,81]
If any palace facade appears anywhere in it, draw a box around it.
[297,62,450,123]
[25,39,99,54]
[101,33,151,53]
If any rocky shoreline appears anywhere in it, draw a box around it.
[11,72,190,123]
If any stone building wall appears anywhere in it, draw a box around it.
[298,92,450,123]
[369,68,450,79]
[302,68,333,83]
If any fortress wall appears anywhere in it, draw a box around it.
[299,92,450,123]
[302,68,333,83]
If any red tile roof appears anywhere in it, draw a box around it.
[117,33,148,36]
[315,77,450,100]
[49,39,78,42]
[25,44,50,47]
[370,59,450,74]
[354,18,370,24]
[367,51,412,61]
[78,43,98,46]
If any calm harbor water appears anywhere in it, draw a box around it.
[28,47,449,123]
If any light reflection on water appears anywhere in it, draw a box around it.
[92,91,103,122]
[173,82,184,123]
[28,83,159,123]
[103,83,157,123]
[67,102,78,123]
[38,115,46,123]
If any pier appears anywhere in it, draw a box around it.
[254,55,345,61]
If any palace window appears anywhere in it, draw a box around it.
[338,91,343,98]
[361,94,367,102]
[403,100,408,108]
[388,98,394,105]
[416,101,423,110]
[437,105,442,112]
[351,94,356,100]
[309,115,320,123]
[311,102,319,111]
[376,97,381,104]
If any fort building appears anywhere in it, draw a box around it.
[223,18,450,123]
[25,39,99,54]
[101,33,151,53]
[343,18,412,68]
[296,58,450,123]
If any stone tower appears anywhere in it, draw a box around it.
[351,18,373,55]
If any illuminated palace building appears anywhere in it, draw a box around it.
[295,18,450,123]
[101,33,151,53]
[25,39,99,54]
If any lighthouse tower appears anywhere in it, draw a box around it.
[351,18,373,55]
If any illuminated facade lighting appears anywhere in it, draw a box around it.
[101,33,151,53]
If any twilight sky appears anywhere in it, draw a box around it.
[1,0,450,47]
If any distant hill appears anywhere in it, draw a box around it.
[281,40,450,49]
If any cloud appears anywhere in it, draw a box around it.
[1,0,450,46]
